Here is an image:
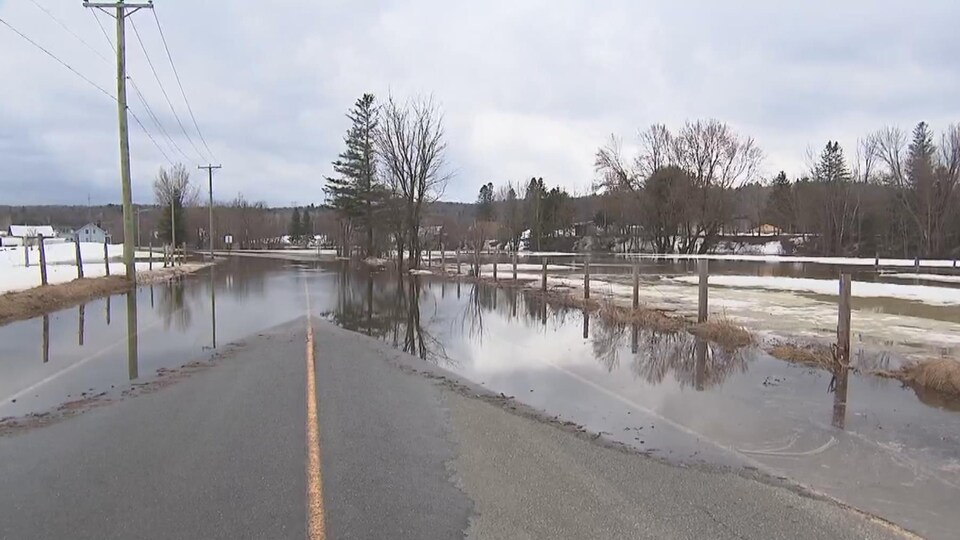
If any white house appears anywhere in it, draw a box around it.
[74,223,110,244]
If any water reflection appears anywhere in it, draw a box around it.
[325,266,449,364]
[158,278,191,331]
[78,304,85,346]
[126,290,139,380]
[830,364,849,429]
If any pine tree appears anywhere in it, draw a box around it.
[765,171,793,232]
[301,209,313,242]
[476,182,495,221]
[325,94,388,256]
[289,207,301,244]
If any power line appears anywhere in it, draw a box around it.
[28,0,110,64]
[0,15,115,101]
[91,9,188,163]
[130,78,192,163]
[130,110,174,166]
[129,16,205,162]
[0,13,175,169]
[153,9,216,161]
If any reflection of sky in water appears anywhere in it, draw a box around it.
[2,259,960,538]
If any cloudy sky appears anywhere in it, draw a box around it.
[1,0,958,206]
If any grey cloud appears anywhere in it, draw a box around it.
[1,0,958,205]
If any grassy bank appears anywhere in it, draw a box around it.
[0,263,209,326]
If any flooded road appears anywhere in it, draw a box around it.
[2,257,959,538]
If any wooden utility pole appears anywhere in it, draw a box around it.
[83,1,154,282]
[199,164,222,260]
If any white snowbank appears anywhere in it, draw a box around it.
[630,252,960,268]
[1,243,160,294]
[672,275,960,306]
[409,269,433,276]
[885,273,960,284]
[0,261,163,294]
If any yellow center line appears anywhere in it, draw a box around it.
[304,278,326,540]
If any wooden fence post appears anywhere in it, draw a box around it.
[512,251,518,281]
[493,260,498,282]
[837,273,852,367]
[103,240,110,276]
[632,260,639,309]
[24,241,30,267]
[148,240,153,270]
[456,250,461,275]
[440,242,446,273]
[75,239,84,279]
[38,236,48,286]
[583,254,591,300]
[541,258,548,292]
[697,259,708,323]
[181,242,186,266]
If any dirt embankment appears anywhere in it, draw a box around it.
[0,264,209,326]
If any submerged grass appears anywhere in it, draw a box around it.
[767,343,837,369]
[891,359,960,397]
[690,317,757,351]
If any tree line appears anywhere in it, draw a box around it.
[594,119,960,257]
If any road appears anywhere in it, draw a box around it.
[0,316,912,539]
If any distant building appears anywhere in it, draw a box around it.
[8,225,56,238]
[74,223,110,244]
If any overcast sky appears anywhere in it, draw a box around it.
[1,0,958,206]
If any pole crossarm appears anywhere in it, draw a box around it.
[83,3,153,20]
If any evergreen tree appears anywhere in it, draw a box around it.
[524,177,547,250]
[476,182,495,221]
[289,207,302,243]
[765,171,794,232]
[325,94,387,256]
[301,209,313,242]
[814,141,850,184]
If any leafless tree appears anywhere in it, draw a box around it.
[376,95,451,268]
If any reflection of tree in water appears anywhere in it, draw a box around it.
[627,326,751,390]
[157,278,192,331]
[214,258,268,301]
[460,284,560,341]
[324,266,451,365]
[592,318,627,372]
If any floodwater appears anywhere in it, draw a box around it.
[1,257,959,538]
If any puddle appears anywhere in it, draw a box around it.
[1,257,959,538]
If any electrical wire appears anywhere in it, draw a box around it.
[90,9,189,163]
[27,0,110,64]
[152,9,216,161]
[0,15,115,101]
[0,14,175,167]
[130,16,206,162]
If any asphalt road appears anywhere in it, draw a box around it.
[0,317,913,539]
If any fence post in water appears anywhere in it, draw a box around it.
[148,240,153,270]
[456,250,461,275]
[632,260,639,309]
[915,256,920,274]
[541,259,548,292]
[512,251,518,280]
[493,260,498,282]
[38,235,48,286]
[75,239,84,279]
[583,253,591,300]
[440,242,446,273]
[874,252,879,269]
[103,240,110,276]
[697,259,708,323]
[837,273,852,367]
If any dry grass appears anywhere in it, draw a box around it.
[597,299,686,334]
[0,276,132,326]
[767,343,837,368]
[690,317,756,350]
[894,359,960,397]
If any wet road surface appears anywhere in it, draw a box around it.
[0,256,956,537]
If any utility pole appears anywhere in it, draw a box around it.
[199,164,221,260]
[83,0,154,282]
